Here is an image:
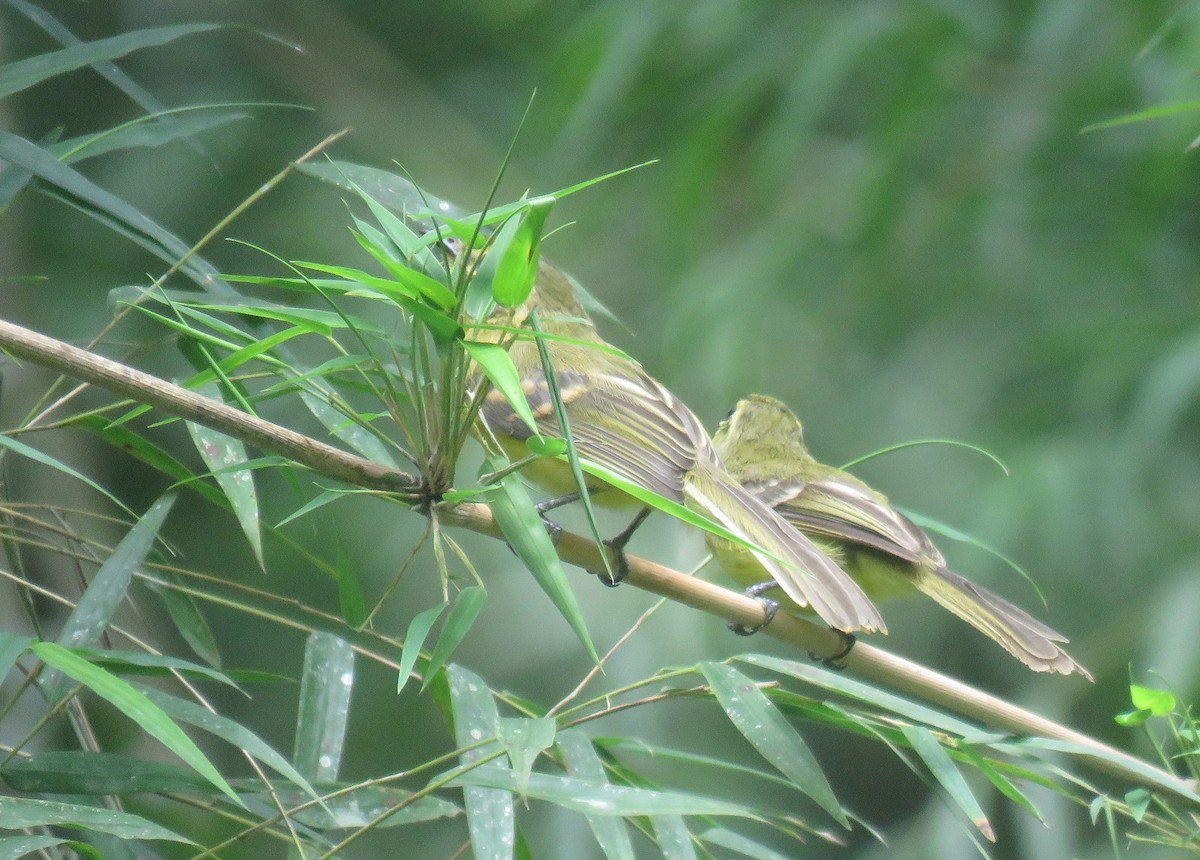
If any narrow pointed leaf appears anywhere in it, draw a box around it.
[30,642,242,807]
[699,662,847,828]
[499,717,557,798]
[299,390,398,468]
[0,23,223,99]
[294,633,354,782]
[0,836,70,858]
[397,602,447,694]
[0,432,133,515]
[423,587,487,690]
[558,730,635,859]
[651,815,697,860]
[1,751,214,795]
[0,797,191,842]
[447,665,514,860]
[187,381,263,568]
[144,571,222,667]
[901,725,994,842]
[493,197,554,308]
[452,768,753,818]
[463,341,541,436]
[699,828,792,860]
[55,493,175,652]
[485,453,597,662]
[138,686,319,801]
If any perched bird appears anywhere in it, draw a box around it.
[710,394,1090,678]
[472,256,885,635]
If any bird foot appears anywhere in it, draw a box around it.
[728,581,781,635]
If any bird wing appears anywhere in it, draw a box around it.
[755,475,936,565]
[479,366,701,502]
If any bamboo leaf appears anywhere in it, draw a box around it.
[484,453,597,663]
[500,717,557,798]
[294,633,354,782]
[397,602,447,695]
[699,662,847,828]
[31,643,243,807]
[901,725,994,842]
[187,381,263,568]
[0,23,223,99]
[423,587,488,691]
[447,665,514,860]
[0,797,192,843]
[557,730,635,859]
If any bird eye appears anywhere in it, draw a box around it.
[722,405,736,421]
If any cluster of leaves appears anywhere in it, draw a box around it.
[3,5,1200,859]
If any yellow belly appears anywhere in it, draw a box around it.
[707,533,916,617]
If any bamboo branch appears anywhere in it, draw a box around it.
[1,316,1195,801]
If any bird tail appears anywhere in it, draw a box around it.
[911,566,1091,679]
[685,464,886,633]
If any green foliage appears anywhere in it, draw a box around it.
[4,2,1200,858]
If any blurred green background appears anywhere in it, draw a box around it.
[4,1,1200,857]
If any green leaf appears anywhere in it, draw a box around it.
[294,632,354,783]
[187,381,263,568]
[493,197,554,308]
[73,415,228,508]
[557,730,635,860]
[335,543,367,628]
[54,111,251,162]
[248,783,460,829]
[54,493,175,654]
[499,717,557,798]
[739,654,983,739]
[0,797,191,843]
[138,686,319,802]
[463,340,542,437]
[526,436,567,457]
[298,161,467,229]
[0,432,134,516]
[1130,684,1176,716]
[0,631,34,679]
[0,751,214,795]
[1115,709,1151,727]
[143,573,221,667]
[0,836,71,859]
[397,602,447,695]
[699,827,792,860]
[0,133,227,293]
[699,662,847,828]
[451,767,755,818]
[484,453,597,663]
[0,23,224,99]
[1124,787,1152,823]
[350,230,458,310]
[447,665,513,860]
[961,748,1044,825]
[423,587,488,691]
[650,814,697,860]
[73,648,235,687]
[901,725,994,842]
[30,643,242,807]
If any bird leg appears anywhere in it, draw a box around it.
[595,506,652,587]
[728,581,781,635]
[810,632,856,671]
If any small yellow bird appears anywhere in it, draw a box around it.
[472,257,885,634]
[710,395,1090,678]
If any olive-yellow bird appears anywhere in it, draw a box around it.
[473,258,884,635]
[710,395,1089,678]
